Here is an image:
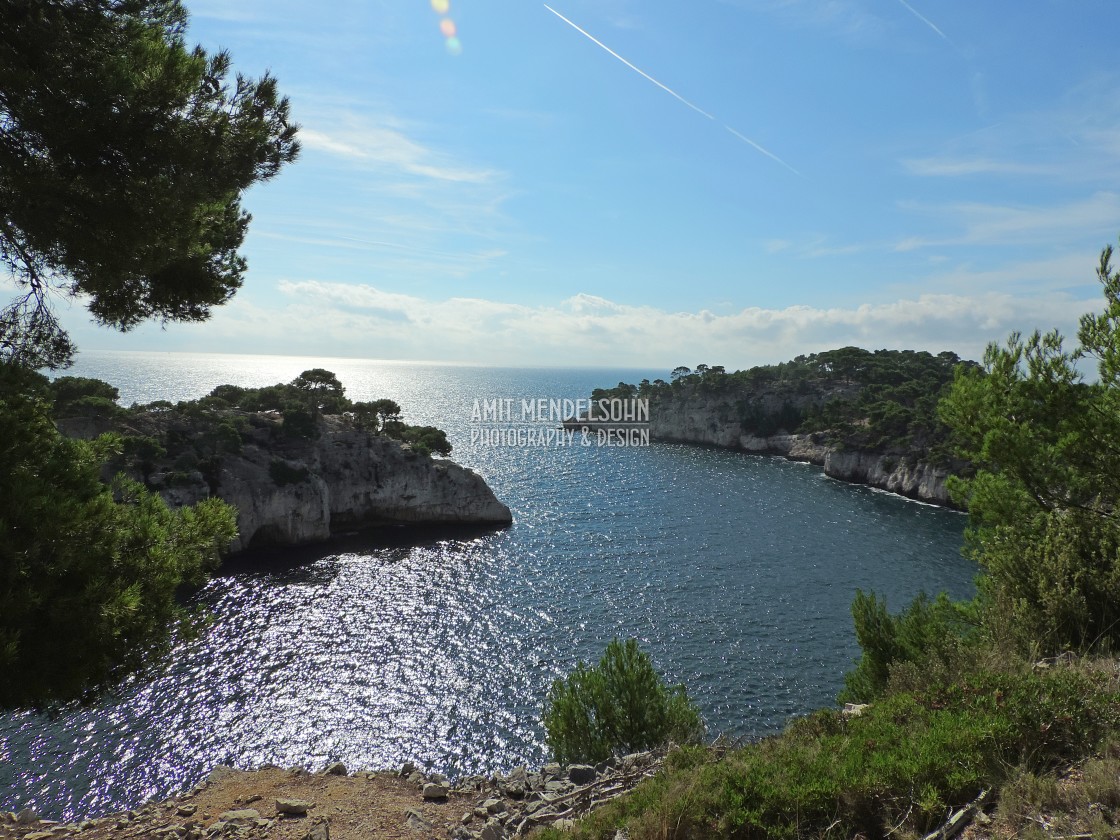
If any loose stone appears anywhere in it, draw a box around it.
[276,799,314,816]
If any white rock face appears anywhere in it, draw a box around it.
[822,449,954,505]
[651,394,957,506]
[149,415,512,553]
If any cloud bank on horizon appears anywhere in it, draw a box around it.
[59,0,1120,370]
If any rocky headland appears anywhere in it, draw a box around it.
[602,348,975,507]
[58,409,512,554]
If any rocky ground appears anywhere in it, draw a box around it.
[0,753,663,840]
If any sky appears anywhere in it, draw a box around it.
[50,0,1120,370]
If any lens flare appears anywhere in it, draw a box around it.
[430,0,460,55]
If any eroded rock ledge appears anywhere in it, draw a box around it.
[736,432,957,507]
[61,412,513,554]
[652,404,960,507]
[164,415,512,553]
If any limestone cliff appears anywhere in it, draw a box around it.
[649,389,961,507]
[63,412,512,553]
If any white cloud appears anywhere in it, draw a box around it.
[901,157,1054,177]
[69,280,1099,371]
[300,124,497,184]
[899,75,1120,186]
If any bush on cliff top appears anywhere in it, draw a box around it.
[543,638,704,765]
[539,659,1120,840]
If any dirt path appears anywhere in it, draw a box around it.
[1,766,470,840]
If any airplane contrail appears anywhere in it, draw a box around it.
[724,126,801,177]
[543,4,714,120]
[543,4,800,175]
[896,0,948,40]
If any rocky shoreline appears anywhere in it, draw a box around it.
[0,753,665,840]
[651,420,960,508]
[733,432,960,507]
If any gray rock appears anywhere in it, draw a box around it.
[595,757,616,775]
[217,809,260,822]
[16,808,39,825]
[177,804,198,817]
[541,763,562,778]
[480,821,505,840]
[302,821,330,840]
[276,799,314,816]
[325,761,347,776]
[620,752,645,770]
[404,809,432,832]
[483,798,504,814]
[422,782,448,800]
[399,760,417,777]
[567,764,597,785]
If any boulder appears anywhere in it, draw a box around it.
[276,799,314,816]
[218,809,261,822]
[404,809,432,832]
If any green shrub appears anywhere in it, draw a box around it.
[543,638,705,764]
[281,406,318,439]
[550,663,1120,840]
[841,589,977,703]
[48,376,119,415]
[119,434,166,478]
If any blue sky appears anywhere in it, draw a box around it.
[55,0,1120,369]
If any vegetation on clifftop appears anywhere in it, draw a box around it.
[598,347,979,463]
[543,638,705,765]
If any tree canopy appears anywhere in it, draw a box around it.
[0,367,237,707]
[0,0,293,707]
[938,242,1120,653]
[0,0,299,368]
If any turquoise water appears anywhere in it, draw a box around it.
[0,352,972,819]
